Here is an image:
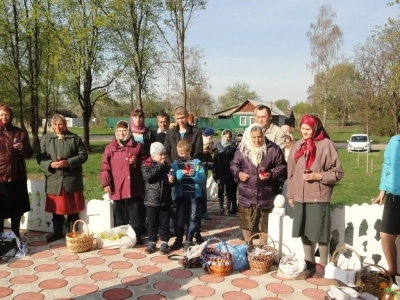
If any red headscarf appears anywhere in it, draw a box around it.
[294,115,330,169]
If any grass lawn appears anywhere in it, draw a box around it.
[26,142,385,208]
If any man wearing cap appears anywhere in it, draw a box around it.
[201,127,215,220]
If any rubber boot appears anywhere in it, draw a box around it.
[47,221,64,243]
[0,218,4,233]
[11,215,21,238]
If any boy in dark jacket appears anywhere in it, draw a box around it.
[141,142,175,255]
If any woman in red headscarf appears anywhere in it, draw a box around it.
[286,115,343,269]
[0,105,33,237]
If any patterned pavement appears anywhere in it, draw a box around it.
[0,202,331,300]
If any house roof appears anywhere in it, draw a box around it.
[213,100,288,118]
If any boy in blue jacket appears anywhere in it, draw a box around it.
[170,139,206,251]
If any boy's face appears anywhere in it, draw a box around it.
[174,113,187,128]
[152,152,166,163]
[177,149,191,160]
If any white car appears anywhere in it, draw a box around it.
[347,134,373,153]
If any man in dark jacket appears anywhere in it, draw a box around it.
[154,112,170,144]
[164,107,203,164]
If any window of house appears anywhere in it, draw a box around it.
[240,116,246,126]
[250,117,255,124]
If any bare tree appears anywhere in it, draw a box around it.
[306,4,343,127]
[158,0,207,108]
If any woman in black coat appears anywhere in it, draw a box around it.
[212,129,238,214]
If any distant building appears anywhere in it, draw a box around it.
[211,99,289,133]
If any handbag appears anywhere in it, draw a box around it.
[0,238,18,258]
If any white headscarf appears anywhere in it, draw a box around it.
[239,124,267,166]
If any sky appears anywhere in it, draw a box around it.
[185,0,400,107]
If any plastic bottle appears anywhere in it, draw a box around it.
[382,287,393,300]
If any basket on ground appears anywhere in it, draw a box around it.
[247,233,276,274]
[66,220,94,253]
[200,237,233,276]
[324,246,363,287]
[355,264,393,298]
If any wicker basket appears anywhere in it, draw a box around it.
[66,220,94,253]
[247,233,276,274]
[200,237,233,277]
[325,246,363,286]
[355,264,393,298]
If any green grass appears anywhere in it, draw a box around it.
[68,127,115,135]
[330,148,383,208]
[26,141,385,207]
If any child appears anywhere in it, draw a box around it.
[170,139,206,251]
[141,142,175,255]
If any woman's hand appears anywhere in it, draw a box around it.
[104,186,111,193]
[303,172,322,181]
[372,190,385,205]
[259,172,271,180]
[288,198,295,207]
[13,142,23,151]
[238,172,250,182]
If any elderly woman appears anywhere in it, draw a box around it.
[100,120,147,245]
[0,105,33,238]
[213,129,238,215]
[37,114,88,243]
[230,124,287,244]
[287,115,343,267]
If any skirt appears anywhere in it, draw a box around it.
[0,180,31,218]
[292,202,331,243]
[45,186,85,215]
[238,204,271,233]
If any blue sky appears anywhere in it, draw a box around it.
[185,0,400,106]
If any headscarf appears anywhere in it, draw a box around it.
[130,108,147,134]
[115,120,132,147]
[0,104,14,127]
[51,114,67,139]
[239,124,267,167]
[294,115,330,169]
[221,129,232,148]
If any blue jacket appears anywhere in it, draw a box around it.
[379,135,400,196]
[171,158,205,199]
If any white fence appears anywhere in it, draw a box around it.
[3,180,400,271]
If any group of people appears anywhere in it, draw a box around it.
[1,102,399,278]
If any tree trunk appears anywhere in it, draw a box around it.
[82,67,92,152]
[178,1,187,108]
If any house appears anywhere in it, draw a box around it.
[211,100,289,133]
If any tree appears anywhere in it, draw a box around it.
[218,81,259,110]
[158,0,207,108]
[274,99,291,112]
[46,0,123,151]
[306,4,343,127]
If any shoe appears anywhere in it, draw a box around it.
[228,210,237,215]
[195,233,204,244]
[145,242,156,254]
[159,243,169,255]
[219,209,224,215]
[170,241,183,250]
[169,231,176,237]
[201,213,212,220]
[136,236,144,246]
[183,241,192,251]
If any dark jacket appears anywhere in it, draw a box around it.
[140,128,156,156]
[164,124,203,164]
[212,142,237,185]
[154,130,167,145]
[141,157,174,207]
[0,123,33,182]
[100,138,147,201]
[230,139,287,209]
[37,131,88,195]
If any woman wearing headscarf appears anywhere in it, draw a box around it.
[130,108,156,156]
[0,105,33,238]
[287,115,343,267]
[212,129,238,215]
[230,124,286,244]
[100,120,147,245]
[37,114,88,243]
